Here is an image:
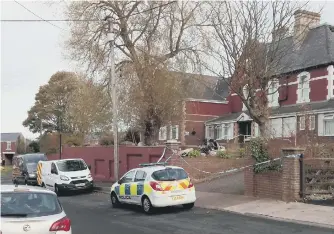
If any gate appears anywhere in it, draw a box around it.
[300,156,334,198]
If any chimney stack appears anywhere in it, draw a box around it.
[294,10,320,47]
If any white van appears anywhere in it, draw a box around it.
[37,158,93,195]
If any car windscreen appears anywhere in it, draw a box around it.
[24,155,47,164]
[26,163,37,173]
[56,160,87,172]
[151,168,188,181]
[1,192,62,218]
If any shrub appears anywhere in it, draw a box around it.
[188,149,201,158]
[239,148,246,158]
[216,150,231,159]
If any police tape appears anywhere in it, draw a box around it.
[179,154,301,175]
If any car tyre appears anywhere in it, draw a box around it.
[182,202,195,210]
[110,192,120,208]
[142,196,154,214]
[55,184,61,196]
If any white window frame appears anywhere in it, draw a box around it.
[323,114,334,136]
[299,116,305,130]
[6,141,11,150]
[268,79,279,107]
[269,118,283,138]
[215,125,223,140]
[297,71,310,103]
[282,116,296,137]
[206,125,214,139]
[170,125,179,140]
[309,115,315,130]
[158,126,167,141]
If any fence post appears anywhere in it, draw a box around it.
[299,153,305,199]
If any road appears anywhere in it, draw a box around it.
[58,192,333,234]
[1,170,333,234]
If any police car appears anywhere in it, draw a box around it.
[110,163,196,214]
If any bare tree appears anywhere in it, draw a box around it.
[201,1,311,137]
[65,1,205,145]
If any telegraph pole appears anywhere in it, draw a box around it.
[106,16,119,181]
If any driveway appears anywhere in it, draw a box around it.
[195,171,244,195]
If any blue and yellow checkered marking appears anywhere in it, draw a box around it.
[114,183,146,196]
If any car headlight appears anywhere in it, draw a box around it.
[60,175,69,181]
[88,173,92,178]
[29,174,36,178]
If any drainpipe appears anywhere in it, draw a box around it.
[295,112,297,147]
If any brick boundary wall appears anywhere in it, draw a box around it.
[244,156,301,202]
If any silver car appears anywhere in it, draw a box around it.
[1,184,72,234]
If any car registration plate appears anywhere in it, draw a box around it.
[76,183,85,187]
[172,195,184,201]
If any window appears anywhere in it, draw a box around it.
[159,126,167,141]
[120,170,136,183]
[327,65,334,100]
[51,163,58,174]
[268,80,279,107]
[134,170,147,182]
[56,160,87,172]
[309,115,315,130]
[282,117,296,137]
[297,72,310,103]
[6,141,11,150]
[270,118,282,138]
[206,126,214,139]
[214,125,222,139]
[170,125,179,140]
[300,116,305,130]
[151,168,188,181]
[223,124,229,139]
[1,192,62,218]
[324,114,334,136]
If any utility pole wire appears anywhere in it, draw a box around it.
[13,0,65,30]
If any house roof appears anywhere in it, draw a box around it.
[206,99,334,124]
[170,71,230,101]
[1,133,22,142]
[276,24,334,74]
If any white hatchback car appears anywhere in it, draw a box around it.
[1,184,72,234]
[110,163,196,214]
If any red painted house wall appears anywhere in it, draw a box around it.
[185,101,230,115]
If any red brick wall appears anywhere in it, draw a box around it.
[1,141,17,154]
[48,146,165,182]
[185,101,230,116]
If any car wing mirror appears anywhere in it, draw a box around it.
[88,165,91,170]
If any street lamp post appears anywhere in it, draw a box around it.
[106,16,119,181]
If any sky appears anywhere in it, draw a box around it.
[1,0,334,140]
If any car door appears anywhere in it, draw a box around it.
[117,170,136,204]
[132,170,147,205]
[47,163,58,191]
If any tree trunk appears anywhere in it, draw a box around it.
[258,122,267,139]
[143,108,162,146]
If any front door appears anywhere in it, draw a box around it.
[117,170,136,204]
[132,170,147,204]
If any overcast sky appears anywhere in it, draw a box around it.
[1,0,334,140]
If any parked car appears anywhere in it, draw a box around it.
[110,162,196,214]
[37,159,93,195]
[0,184,72,234]
[12,153,47,185]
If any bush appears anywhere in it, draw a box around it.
[188,150,201,158]
[216,150,231,159]
[239,148,246,158]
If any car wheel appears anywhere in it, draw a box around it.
[182,202,195,210]
[55,184,61,196]
[110,192,120,208]
[142,196,154,214]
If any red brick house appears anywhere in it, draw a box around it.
[205,10,334,146]
[1,132,25,165]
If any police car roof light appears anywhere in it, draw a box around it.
[139,162,167,167]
